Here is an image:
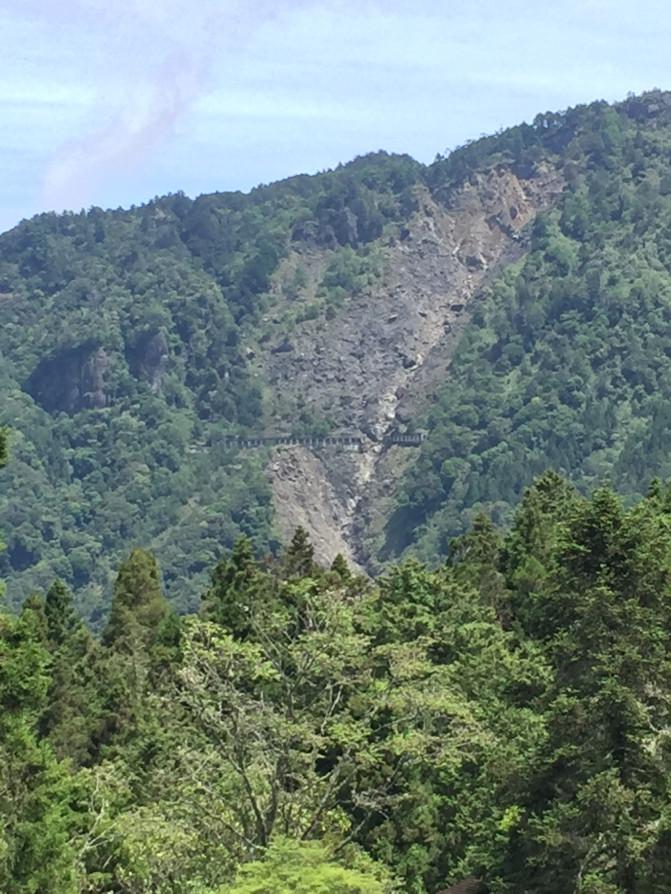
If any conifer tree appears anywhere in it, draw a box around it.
[285,526,315,578]
[201,536,265,638]
[44,579,81,650]
[103,548,168,650]
[40,580,100,763]
[0,606,78,892]
[97,550,171,750]
[330,553,351,580]
[19,593,49,644]
[504,486,671,891]
[448,513,508,617]
[501,471,580,631]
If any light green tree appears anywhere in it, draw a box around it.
[220,838,391,894]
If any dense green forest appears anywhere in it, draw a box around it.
[0,153,419,616]
[6,90,671,614]
[4,435,671,892]
[390,93,671,558]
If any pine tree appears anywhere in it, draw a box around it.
[330,553,351,580]
[44,579,81,650]
[97,550,171,751]
[503,486,671,892]
[201,536,266,638]
[285,527,316,578]
[501,471,580,633]
[39,580,100,763]
[0,608,79,892]
[103,549,168,650]
[448,513,508,618]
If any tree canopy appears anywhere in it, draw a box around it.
[3,480,671,891]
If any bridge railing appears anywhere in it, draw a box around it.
[386,432,427,446]
[207,431,428,452]
[218,435,364,450]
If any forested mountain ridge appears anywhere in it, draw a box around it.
[3,90,671,615]
[390,89,671,561]
[0,151,421,617]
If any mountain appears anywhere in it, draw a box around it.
[3,90,671,617]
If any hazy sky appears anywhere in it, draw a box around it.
[1,0,669,233]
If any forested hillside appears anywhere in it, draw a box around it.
[389,92,671,559]
[7,91,671,891]
[4,468,671,893]
[5,91,671,612]
[0,153,419,616]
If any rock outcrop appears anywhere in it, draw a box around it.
[26,343,112,413]
[127,330,170,391]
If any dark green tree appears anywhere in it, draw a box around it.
[102,548,169,651]
[448,513,508,619]
[503,487,671,892]
[201,536,269,639]
[285,527,316,578]
[330,552,351,580]
[44,579,81,650]
[0,607,79,892]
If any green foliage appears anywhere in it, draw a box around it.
[0,152,420,619]
[8,93,671,619]
[9,91,671,893]
[0,608,79,892]
[390,93,671,563]
[497,482,671,892]
[284,526,316,578]
[201,536,271,638]
[44,578,80,649]
[103,548,169,650]
[221,838,391,894]
[317,245,383,317]
[3,479,671,891]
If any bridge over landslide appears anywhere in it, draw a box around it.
[210,432,427,452]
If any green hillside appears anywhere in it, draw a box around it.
[7,88,671,894]
[388,92,671,560]
[5,91,671,614]
[0,153,419,617]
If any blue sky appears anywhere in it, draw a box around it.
[1,0,670,233]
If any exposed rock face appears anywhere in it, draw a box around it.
[269,447,364,570]
[26,344,111,413]
[263,163,565,568]
[127,330,169,391]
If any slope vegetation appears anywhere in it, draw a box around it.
[390,92,671,561]
[4,91,671,610]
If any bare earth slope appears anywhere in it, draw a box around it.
[262,164,564,568]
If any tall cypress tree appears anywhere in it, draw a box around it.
[103,549,168,651]
[40,580,99,763]
[285,527,316,578]
[44,579,81,651]
[201,536,267,639]
[504,486,671,892]
[97,550,171,752]
[0,605,79,892]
